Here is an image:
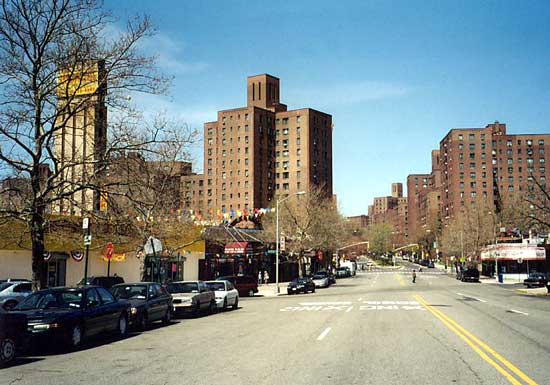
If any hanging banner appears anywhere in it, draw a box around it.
[71,251,84,262]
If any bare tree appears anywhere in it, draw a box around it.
[0,0,192,289]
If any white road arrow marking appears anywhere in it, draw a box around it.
[317,327,332,341]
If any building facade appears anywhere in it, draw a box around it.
[182,74,333,218]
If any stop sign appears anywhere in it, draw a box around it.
[105,242,114,260]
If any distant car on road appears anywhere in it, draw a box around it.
[167,281,216,317]
[0,309,27,367]
[206,280,239,310]
[0,281,33,310]
[217,275,258,297]
[78,276,124,289]
[336,267,351,278]
[311,273,330,288]
[12,286,130,349]
[523,272,548,288]
[287,277,316,295]
[457,268,480,282]
[111,283,172,330]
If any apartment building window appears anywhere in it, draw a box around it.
[540,167,545,173]
[471,192,476,198]
[207,128,213,136]
[296,127,301,135]
[245,192,249,200]
[296,138,301,146]
[221,194,226,201]
[508,167,513,174]
[296,149,300,156]
[207,189,212,197]
[207,138,213,145]
[481,133,485,141]
[221,160,226,169]
[222,138,226,146]
[245,125,249,132]
[244,181,249,188]
[245,113,249,121]
[283,183,289,190]
[207,158,212,166]
[469,144,475,151]
[469,134,475,141]
[492,140,497,148]
[244,158,249,166]
[518,157,522,163]
[276,184,280,190]
[283,139,289,148]
[539,139,545,146]
[207,199,212,207]
[222,172,226,179]
[207,168,212,176]
[283,150,289,157]
[459,153,464,160]
[283,128,289,135]
[458,134,463,141]
[527,139,533,146]
[506,149,512,156]
[207,148,212,156]
[541,176,546,184]
[540,158,546,164]
[244,170,249,177]
[470,172,476,179]
[245,147,249,155]
[283,161,289,169]
[507,159,513,165]
[481,162,486,170]
[482,172,486,178]
[296,116,301,123]
[283,172,289,179]
[245,136,249,144]
[527,158,534,165]
[469,153,475,159]
[208,179,212,186]
[459,163,464,170]
[469,162,475,169]
[482,181,487,188]
[297,182,301,189]
[458,144,463,150]
[297,160,301,168]
[539,149,545,155]
[470,182,476,188]
[459,182,464,190]
[222,150,226,157]
[481,143,486,150]
[506,140,512,147]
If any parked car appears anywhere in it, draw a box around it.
[287,277,316,295]
[427,261,435,268]
[311,273,330,288]
[0,309,27,367]
[217,275,258,297]
[0,281,33,310]
[11,286,130,349]
[77,276,124,289]
[166,281,216,317]
[457,268,480,282]
[206,280,239,310]
[111,283,172,330]
[523,272,549,288]
[336,267,351,278]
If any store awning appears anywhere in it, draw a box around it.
[225,242,253,255]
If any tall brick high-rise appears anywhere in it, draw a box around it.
[182,74,333,217]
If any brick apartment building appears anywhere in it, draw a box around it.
[366,182,408,247]
[182,74,333,218]
[406,122,550,240]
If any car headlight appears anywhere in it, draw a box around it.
[182,298,192,303]
[130,307,138,315]
[32,323,61,330]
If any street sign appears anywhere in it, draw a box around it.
[105,242,114,260]
[144,236,162,256]
[82,217,89,230]
[84,234,92,246]
[280,236,286,252]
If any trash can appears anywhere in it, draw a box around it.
[498,274,503,283]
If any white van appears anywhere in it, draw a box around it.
[340,260,357,276]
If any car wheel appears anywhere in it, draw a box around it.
[248,289,254,297]
[0,338,16,366]
[68,324,83,349]
[208,301,216,315]
[192,303,201,317]
[232,297,239,309]
[139,312,149,331]
[162,308,171,325]
[2,300,17,311]
[118,314,128,338]
[223,298,228,310]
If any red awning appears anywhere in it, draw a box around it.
[224,242,252,255]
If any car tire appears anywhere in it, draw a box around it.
[139,312,148,331]
[162,308,171,325]
[223,298,228,310]
[0,338,16,366]
[208,300,216,315]
[2,300,17,311]
[118,314,128,338]
[248,289,254,297]
[67,324,83,349]
[232,297,239,310]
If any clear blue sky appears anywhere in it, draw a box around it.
[106,0,550,216]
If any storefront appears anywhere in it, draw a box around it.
[480,243,547,281]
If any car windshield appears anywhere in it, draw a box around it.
[166,282,198,293]
[16,290,83,310]
[206,282,226,291]
[313,275,325,279]
[112,285,147,299]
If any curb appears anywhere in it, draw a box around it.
[514,288,550,296]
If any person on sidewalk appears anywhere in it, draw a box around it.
[412,270,417,283]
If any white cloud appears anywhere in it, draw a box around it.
[287,80,411,108]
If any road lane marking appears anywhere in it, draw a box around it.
[508,309,529,316]
[299,301,351,306]
[346,306,353,313]
[358,297,363,302]
[415,295,539,385]
[316,327,331,341]
[457,292,487,303]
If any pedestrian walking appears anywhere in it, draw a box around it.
[412,269,417,283]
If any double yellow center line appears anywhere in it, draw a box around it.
[414,294,539,385]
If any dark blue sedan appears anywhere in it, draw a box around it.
[12,286,130,349]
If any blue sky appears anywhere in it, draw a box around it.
[106,0,550,216]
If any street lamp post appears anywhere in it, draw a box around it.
[276,191,306,294]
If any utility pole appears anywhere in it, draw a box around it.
[83,218,91,284]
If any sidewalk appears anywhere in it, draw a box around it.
[256,282,289,297]
[515,287,549,296]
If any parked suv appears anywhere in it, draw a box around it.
[457,268,480,282]
[217,275,258,297]
[78,276,124,289]
[166,281,216,317]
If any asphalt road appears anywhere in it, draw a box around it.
[2,267,550,385]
